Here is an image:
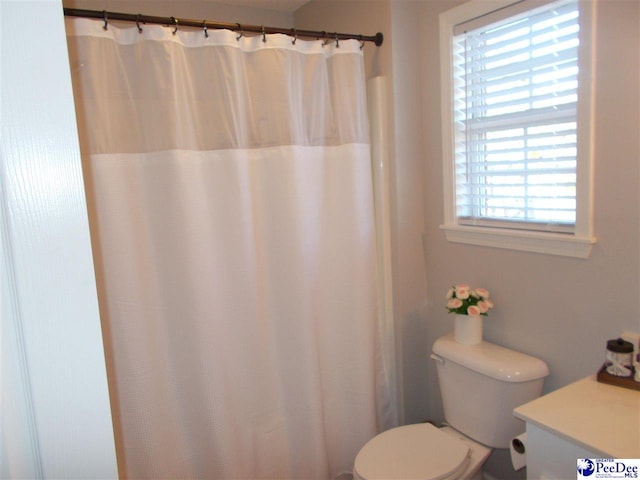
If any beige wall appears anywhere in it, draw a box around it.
[62,0,295,27]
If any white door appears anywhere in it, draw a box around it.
[1,1,118,478]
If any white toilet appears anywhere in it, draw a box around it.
[353,333,549,480]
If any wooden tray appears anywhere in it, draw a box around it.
[597,364,640,391]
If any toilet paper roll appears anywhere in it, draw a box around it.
[510,433,527,471]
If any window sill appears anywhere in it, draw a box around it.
[440,224,596,258]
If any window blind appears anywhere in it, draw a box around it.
[453,0,580,232]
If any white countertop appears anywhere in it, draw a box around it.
[514,375,640,458]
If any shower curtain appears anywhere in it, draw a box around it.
[66,18,394,480]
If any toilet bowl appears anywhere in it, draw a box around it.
[353,423,490,480]
[353,333,549,480]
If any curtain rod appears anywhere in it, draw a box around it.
[63,8,384,46]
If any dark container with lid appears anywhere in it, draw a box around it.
[605,338,634,377]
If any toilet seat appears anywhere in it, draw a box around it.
[353,423,471,480]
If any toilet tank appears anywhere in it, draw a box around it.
[432,334,549,448]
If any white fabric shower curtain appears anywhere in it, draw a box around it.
[66,18,394,480]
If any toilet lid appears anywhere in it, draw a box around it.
[353,424,470,480]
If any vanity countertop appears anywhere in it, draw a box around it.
[514,375,640,458]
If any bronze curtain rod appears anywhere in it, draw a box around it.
[63,8,384,46]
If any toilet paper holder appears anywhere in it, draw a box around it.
[510,433,528,470]
[512,436,525,454]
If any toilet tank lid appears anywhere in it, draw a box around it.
[433,334,550,382]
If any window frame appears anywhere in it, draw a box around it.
[439,0,596,258]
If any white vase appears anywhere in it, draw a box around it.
[454,314,483,345]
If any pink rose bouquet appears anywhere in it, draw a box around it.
[446,284,494,317]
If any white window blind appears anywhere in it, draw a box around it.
[453,0,580,232]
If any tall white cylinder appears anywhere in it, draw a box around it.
[367,76,400,427]
[454,314,483,345]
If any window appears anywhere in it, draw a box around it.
[440,0,596,257]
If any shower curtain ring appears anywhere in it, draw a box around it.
[171,17,178,35]
[359,34,365,50]
[203,20,209,38]
[136,14,143,33]
[262,26,266,43]
[291,28,297,45]
[102,10,108,30]
[236,23,243,41]
[335,33,340,48]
